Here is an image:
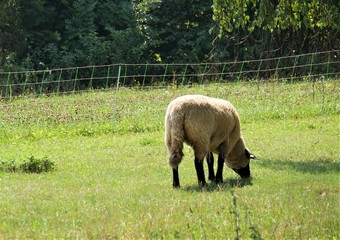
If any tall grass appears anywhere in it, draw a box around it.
[1,80,338,139]
[0,80,339,239]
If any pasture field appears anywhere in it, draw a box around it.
[0,80,339,239]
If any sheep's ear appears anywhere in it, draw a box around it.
[245,148,257,160]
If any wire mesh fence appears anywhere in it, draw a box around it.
[0,50,339,99]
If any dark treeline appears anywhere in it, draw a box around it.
[0,0,339,74]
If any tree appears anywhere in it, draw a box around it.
[0,0,25,70]
[94,0,145,63]
[1,0,145,70]
[60,0,108,67]
[212,0,340,59]
[16,0,71,69]
[137,0,215,63]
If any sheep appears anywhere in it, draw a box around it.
[165,94,256,187]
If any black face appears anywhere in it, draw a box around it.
[232,163,250,178]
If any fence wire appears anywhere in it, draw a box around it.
[0,50,339,99]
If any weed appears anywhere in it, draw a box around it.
[0,156,55,173]
[20,155,55,173]
[230,190,241,239]
[0,159,17,172]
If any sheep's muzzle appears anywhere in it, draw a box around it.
[232,163,250,178]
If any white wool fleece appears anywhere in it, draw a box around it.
[165,95,250,169]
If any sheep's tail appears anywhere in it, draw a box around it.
[165,110,185,168]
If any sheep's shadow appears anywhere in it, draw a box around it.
[182,177,253,192]
[259,158,339,174]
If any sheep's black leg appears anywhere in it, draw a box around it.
[215,153,224,184]
[194,158,206,187]
[172,167,180,188]
[206,152,215,181]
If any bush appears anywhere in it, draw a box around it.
[0,156,55,173]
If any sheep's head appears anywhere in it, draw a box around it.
[227,148,256,178]
[232,163,250,178]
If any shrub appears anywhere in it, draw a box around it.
[0,156,55,173]
[20,155,55,173]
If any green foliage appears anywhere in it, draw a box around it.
[213,0,340,33]
[20,155,55,173]
[138,0,214,63]
[212,0,340,59]
[0,155,55,173]
[0,0,338,73]
[0,0,144,71]
[0,0,25,69]
[61,0,108,67]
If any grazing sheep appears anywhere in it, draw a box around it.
[165,95,256,187]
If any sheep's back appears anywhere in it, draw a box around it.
[168,95,239,157]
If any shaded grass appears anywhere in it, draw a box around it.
[259,158,339,174]
[0,80,339,239]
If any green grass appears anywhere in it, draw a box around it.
[0,80,339,239]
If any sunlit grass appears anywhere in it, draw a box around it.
[0,80,339,238]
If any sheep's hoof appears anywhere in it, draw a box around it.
[173,183,180,188]
[198,181,207,188]
[215,178,223,185]
[208,176,216,181]
[241,174,251,179]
